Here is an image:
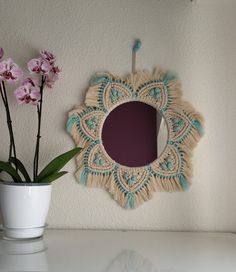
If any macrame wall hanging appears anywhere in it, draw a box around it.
[67,40,204,209]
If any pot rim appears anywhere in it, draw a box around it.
[0,181,51,186]
[0,223,48,230]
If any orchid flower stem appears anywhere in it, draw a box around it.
[0,81,17,170]
[0,85,6,107]
[33,75,45,181]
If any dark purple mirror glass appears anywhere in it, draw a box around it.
[102,101,163,167]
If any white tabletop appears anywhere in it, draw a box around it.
[0,230,236,271]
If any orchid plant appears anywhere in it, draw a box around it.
[0,48,81,183]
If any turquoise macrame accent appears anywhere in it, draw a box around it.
[110,88,123,103]
[192,119,204,136]
[171,117,185,133]
[85,117,98,130]
[93,152,106,165]
[149,88,161,100]
[132,92,138,98]
[179,174,189,190]
[133,39,141,53]
[123,173,137,186]
[125,192,135,209]
[89,75,109,86]
[163,71,177,84]
[160,156,174,171]
[66,115,79,133]
[80,168,88,185]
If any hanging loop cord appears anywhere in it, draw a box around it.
[132,39,141,73]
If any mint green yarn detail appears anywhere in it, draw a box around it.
[80,168,88,185]
[66,115,79,133]
[160,156,174,171]
[125,192,135,209]
[192,119,204,136]
[89,75,109,86]
[163,71,177,84]
[133,39,141,53]
[85,116,98,130]
[110,88,123,103]
[93,152,106,166]
[123,173,137,186]
[66,115,80,133]
[172,117,186,133]
[149,87,161,100]
[179,174,189,190]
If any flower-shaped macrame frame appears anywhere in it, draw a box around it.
[67,68,204,209]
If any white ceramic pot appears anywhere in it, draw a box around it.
[0,182,52,239]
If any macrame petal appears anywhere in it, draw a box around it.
[137,81,168,111]
[67,106,105,147]
[85,72,133,111]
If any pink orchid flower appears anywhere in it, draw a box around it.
[40,50,56,65]
[45,74,57,88]
[27,57,51,75]
[51,65,61,74]
[14,78,40,105]
[45,65,61,88]
[22,77,38,87]
[0,47,4,60]
[0,58,23,83]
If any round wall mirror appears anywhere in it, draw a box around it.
[102,101,168,167]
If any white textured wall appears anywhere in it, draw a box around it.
[0,0,236,231]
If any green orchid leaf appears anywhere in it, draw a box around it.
[38,171,68,183]
[36,147,81,182]
[0,161,22,182]
[9,157,31,182]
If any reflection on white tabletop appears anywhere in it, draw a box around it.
[0,237,48,271]
[1,230,236,272]
[39,231,236,272]
[104,250,158,272]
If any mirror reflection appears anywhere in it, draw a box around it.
[102,102,168,167]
